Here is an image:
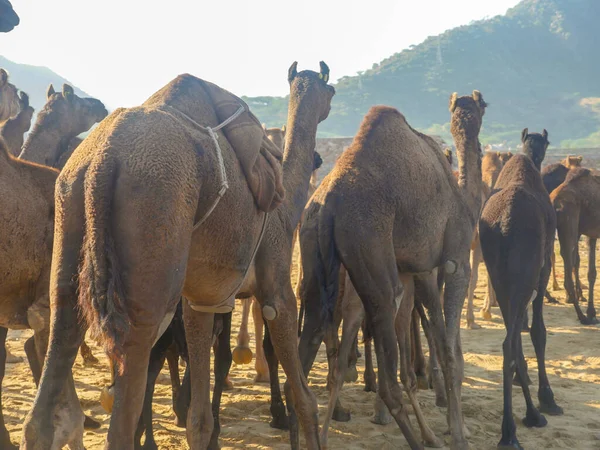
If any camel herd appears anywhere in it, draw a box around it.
[1,9,600,449]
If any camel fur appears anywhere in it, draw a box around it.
[0,91,34,155]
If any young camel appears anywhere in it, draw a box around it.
[22,67,330,450]
[542,155,584,295]
[298,92,487,450]
[0,0,19,32]
[479,129,563,449]
[551,167,600,325]
[0,91,34,155]
[0,69,19,121]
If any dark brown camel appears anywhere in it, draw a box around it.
[551,167,600,325]
[22,66,330,450]
[479,129,563,450]
[297,91,487,450]
[0,0,19,32]
[0,91,34,155]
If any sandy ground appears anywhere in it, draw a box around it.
[4,241,600,449]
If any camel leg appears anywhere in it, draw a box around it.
[574,246,586,303]
[183,305,215,449]
[0,327,16,450]
[346,334,359,383]
[362,322,377,393]
[397,276,444,448]
[480,274,494,320]
[263,322,288,430]
[232,298,253,365]
[466,243,482,329]
[209,312,233,450]
[411,308,428,390]
[319,278,365,448]
[174,362,191,429]
[531,259,563,417]
[165,342,182,418]
[295,246,305,339]
[559,225,591,323]
[514,331,547,429]
[551,249,560,291]
[79,338,99,365]
[252,299,269,383]
[587,238,598,323]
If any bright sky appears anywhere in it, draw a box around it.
[2,0,520,109]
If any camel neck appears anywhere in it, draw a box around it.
[20,124,69,166]
[454,137,482,222]
[281,101,320,234]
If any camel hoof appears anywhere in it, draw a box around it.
[232,346,253,365]
[174,415,186,428]
[480,309,492,321]
[512,374,533,387]
[5,353,22,364]
[262,305,277,321]
[466,321,481,330]
[344,366,359,383]
[498,441,523,450]
[370,410,393,425]
[588,316,599,325]
[100,385,114,413]
[223,378,234,391]
[142,440,159,450]
[424,436,445,448]
[417,374,429,390]
[522,411,547,428]
[269,414,289,430]
[84,415,101,430]
[435,392,448,408]
[539,402,564,416]
[332,404,351,422]
[253,372,270,383]
[82,354,100,366]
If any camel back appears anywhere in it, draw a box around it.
[143,74,284,212]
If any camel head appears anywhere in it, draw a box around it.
[563,155,583,169]
[521,128,549,171]
[264,124,287,150]
[287,61,335,124]
[0,0,19,32]
[0,68,19,121]
[18,91,34,119]
[498,151,513,165]
[313,151,323,171]
[449,90,487,142]
[20,84,108,165]
[443,147,453,166]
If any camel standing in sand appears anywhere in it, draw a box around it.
[551,167,600,325]
[542,155,584,295]
[23,65,332,450]
[0,0,19,32]
[479,129,563,449]
[297,92,487,450]
[0,69,19,121]
[0,91,34,155]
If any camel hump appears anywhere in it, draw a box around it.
[564,167,591,184]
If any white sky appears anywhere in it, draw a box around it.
[2,0,520,108]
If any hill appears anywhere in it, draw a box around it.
[0,55,93,113]
[245,0,600,147]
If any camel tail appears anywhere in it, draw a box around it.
[316,209,341,324]
[78,154,130,373]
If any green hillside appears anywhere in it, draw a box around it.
[246,0,600,147]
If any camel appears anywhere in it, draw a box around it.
[297,91,486,450]
[0,0,19,32]
[0,91,34,155]
[542,155,584,295]
[479,129,563,449]
[551,167,600,325]
[444,147,453,165]
[482,151,513,189]
[0,69,19,122]
[19,83,108,168]
[22,64,332,450]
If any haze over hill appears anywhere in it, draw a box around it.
[246,0,600,147]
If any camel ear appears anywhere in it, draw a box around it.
[19,91,29,108]
[62,84,74,102]
[497,151,501,157]
[47,84,56,99]
[0,69,7,87]
[449,92,458,112]
[472,90,487,112]
[319,61,330,83]
[542,129,549,142]
[288,61,298,84]
[507,152,513,157]
[281,125,286,133]
[521,128,529,144]
[262,123,267,130]
[576,156,583,163]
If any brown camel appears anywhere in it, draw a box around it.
[19,83,108,168]
[482,151,513,189]
[22,65,331,450]
[542,155,584,294]
[0,91,34,155]
[0,69,19,121]
[479,129,563,449]
[0,138,79,449]
[0,0,19,32]
[298,91,486,450]
[551,167,600,325]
